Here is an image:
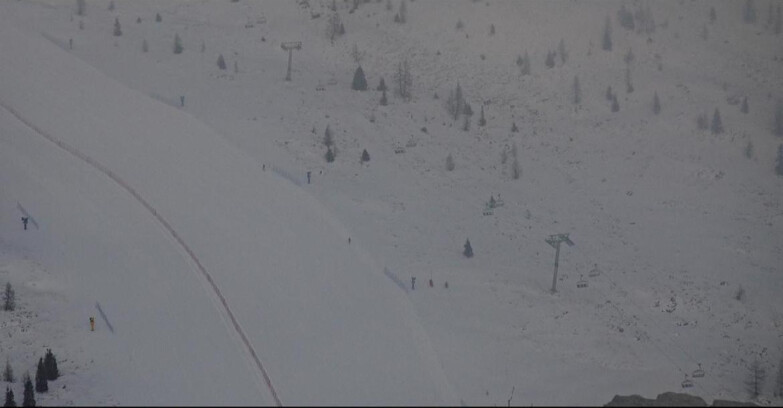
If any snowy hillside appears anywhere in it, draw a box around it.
[1,0,782,405]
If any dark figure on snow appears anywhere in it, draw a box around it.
[411,276,416,290]
[307,171,311,184]
[21,217,28,230]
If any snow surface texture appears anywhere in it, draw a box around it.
[1,0,782,405]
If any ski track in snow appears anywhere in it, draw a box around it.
[0,100,283,407]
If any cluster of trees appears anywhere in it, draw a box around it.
[3,283,14,312]
[3,350,59,407]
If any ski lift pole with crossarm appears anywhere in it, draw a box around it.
[281,41,302,81]
[545,233,574,293]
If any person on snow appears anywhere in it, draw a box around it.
[21,217,29,230]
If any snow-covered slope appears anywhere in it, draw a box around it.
[1,0,782,405]
[0,21,455,406]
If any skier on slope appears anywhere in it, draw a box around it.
[21,217,29,230]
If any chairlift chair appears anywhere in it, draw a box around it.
[681,374,693,388]
[588,264,601,278]
[576,275,588,288]
[692,364,705,378]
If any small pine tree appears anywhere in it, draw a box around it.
[573,76,581,105]
[602,15,613,51]
[741,97,749,113]
[142,39,148,53]
[511,122,518,132]
[744,0,757,24]
[478,105,486,126]
[501,149,508,165]
[746,360,766,399]
[34,360,46,394]
[155,12,162,22]
[377,77,387,91]
[398,0,407,23]
[173,33,183,54]
[463,102,473,117]
[745,140,754,159]
[624,47,635,65]
[386,0,392,11]
[3,360,13,383]
[711,108,724,134]
[511,157,521,179]
[462,116,470,131]
[3,283,14,312]
[217,54,226,70]
[43,350,58,381]
[463,239,473,258]
[76,0,85,16]
[323,125,334,147]
[446,153,455,171]
[545,51,555,68]
[113,17,122,37]
[325,147,335,163]
[339,23,345,35]
[455,19,464,30]
[4,388,15,408]
[520,51,530,75]
[361,149,370,163]
[653,92,661,114]
[625,67,634,93]
[775,144,783,176]
[200,40,206,53]
[351,66,368,91]
[490,24,495,36]
[21,374,32,407]
[775,5,781,35]
[611,94,619,112]
[710,6,716,23]
[380,89,388,106]
[108,1,115,11]
[775,101,783,136]
[136,16,141,23]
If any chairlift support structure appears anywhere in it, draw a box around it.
[545,233,574,293]
[281,41,302,81]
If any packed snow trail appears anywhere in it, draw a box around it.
[0,100,282,406]
[0,23,456,405]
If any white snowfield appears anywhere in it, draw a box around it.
[0,23,456,405]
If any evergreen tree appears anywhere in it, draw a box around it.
[744,0,757,23]
[710,6,716,23]
[173,33,183,54]
[380,89,388,106]
[113,17,122,37]
[463,239,473,258]
[745,140,754,159]
[108,1,115,11]
[462,116,470,131]
[136,16,141,24]
[361,149,370,163]
[155,12,162,23]
[386,0,392,11]
[711,108,724,134]
[511,157,520,179]
[520,51,530,75]
[776,144,783,176]
[21,374,32,408]
[489,24,495,36]
[573,76,581,105]
[376,77,387,91]
[463,102,473,116]
[34,360,46,394]
[3,360,13,383]
[602,15,613,51]
[325,147,335,163]
[339,23,345,35]
[545,50,555,68]
[394,59,412,101]
[323,125,334,147]
[76,0,86,16]
[446,153,455,171]
[511,122,518,133]
[43,350,58,381]
[217,54,226,70]
[746,360,766,399]
[625,67,634,93]
[200,40,206,53]
[775,101,783,136]
[653,92,661,115]
[611,94,619,112]
[775,5,781,35]
[3,283,14,312]
[741,97,749,114]
[4,388,15,408]
[142,38,148,53]
[351,66,368,91]
[478,105,486,126]
[397,0,407,23]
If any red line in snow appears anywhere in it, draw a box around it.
[0,102,282,406]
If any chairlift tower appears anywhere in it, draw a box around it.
[545,233,574,293]
[281,41,302,81]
